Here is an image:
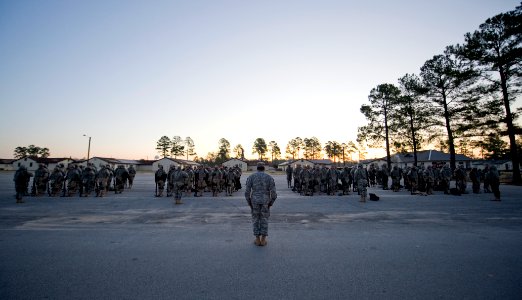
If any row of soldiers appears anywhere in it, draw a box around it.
[13,163,137,203]
[387,164,501,199]
[286,164,371,201]
[154,165,243,201]
[286,162,501,201]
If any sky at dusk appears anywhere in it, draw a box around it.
[0,0,519,160]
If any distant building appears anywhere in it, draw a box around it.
[0,159,15,171]
[472,159,513,171]
[278,159,333,171]
[152,157,200,171]
[11,157,75,171]
[222,158,248,172]
[361,150,473,169]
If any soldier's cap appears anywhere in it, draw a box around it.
[256,162,265,171]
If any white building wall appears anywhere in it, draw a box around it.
[12,157,39,171]
[152,158,181,172]
[222,159,247,172]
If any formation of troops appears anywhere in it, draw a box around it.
[154,165,243,203]
[13,163,136,203]
[13,161,502,203]
[286,162,502,202]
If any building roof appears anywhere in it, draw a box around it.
[0,159,16,164]
[154,157,200,166]
[224,158,247,163]
[12,157,72,164]
[392,150,472,163]
[280,159,333,165]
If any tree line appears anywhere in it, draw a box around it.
[155,135,364,166]
[14,145,50,159]
[357,4,522,183]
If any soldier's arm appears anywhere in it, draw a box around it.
[268,177,277,206]
[244,177,253,207]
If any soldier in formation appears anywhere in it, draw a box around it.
[127,165,136,189]
[487,165,501,201]
[49,166,65,197]
[169,166,188,204]
[66,164,82,196]
[155,165,167,197]
[354,164,368,202]
[14,165,33,203]
[286,164,293,188]
[32,163,50,196]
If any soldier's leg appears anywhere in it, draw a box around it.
[158,180,165,196]
[259,205,270,246]
[251,204,262,245]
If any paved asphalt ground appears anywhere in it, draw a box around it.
[1,171,521,300]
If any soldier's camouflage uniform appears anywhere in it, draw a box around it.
[327,167,339,195]
[49,167,65,197]
[155,166,167,197]
[14,166,32,203]
[96,166,111,197]
[391,166,401,192]
[354,165,368,202]
[66,165,82,196]
[127,165,136,189]
[113,165,128,194]
[245,167,277,238]
[170,167,188,203]
[34,164,50,196]
[82,166,96,197]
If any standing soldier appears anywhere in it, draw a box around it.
[340,166,351,195]
[327,166,339,195]
[170,166,188,204]
[483,164,491,193]
[286,164,293,188]
[425,166,435,195]
[301,165,312,196]
[454,165,467,194]
[407,166,419,195]
[368,164,376,187]
[194,165,207,197]
[381,164,389,190]
[390,165,401,192]
[320,166,329,194]
[166,165,176,197]
[245,163,277,247]
[127,165,136,189]
[155,165,167,197]
[33,163,50,196]
[225,167,236,196]
[440,164,452,195]
[65,165,81,196]
[210,167,221,197]
[487,165,501,201]
[96,164,111,197]
[14,165,33,203]
[49,166,65,197]
[354,164,368,202]
[82,165,96,197]
[469,167,481,194]
[184,166,195,196]
[292,164,302,193]
[113,165,129,194]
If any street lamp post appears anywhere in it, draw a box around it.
[83,134,91,163]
